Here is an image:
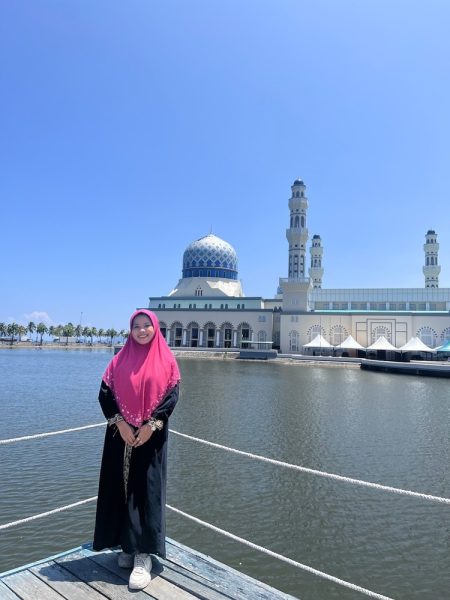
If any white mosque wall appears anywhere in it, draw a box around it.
[167,277,244,298]
[149,296,264,310]
[150,308,274,349]
[280,312,450,352]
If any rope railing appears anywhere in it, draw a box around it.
[170,430,450,505]
[0,495,393,599]
[167,505,394,600]
[0,497,98,531]
[0,423,106,444]
[1,424,449,505]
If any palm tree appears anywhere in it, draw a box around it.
[36,322,48,345]
[97,328,105,344]
[18,325,27,341]
[54,325,63,342]
[62,322,75,345]
[91,327,98,345]
[0,322,6,341]
[27,321,36,342]
[119,329,128,343]
[74,324,82,340]
[105,328,118,346]
[82,326,91,344]
[7,323,19,345]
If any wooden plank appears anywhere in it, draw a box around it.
[55,551,157,600]
[81,547,227,600]
[30,561,107,600]
[90,551,199,600]
[1,571,65,600]
[0,580,22,600]
[166,539,297,600]
[153,558,229,600]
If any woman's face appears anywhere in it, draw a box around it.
[131,314,156,345]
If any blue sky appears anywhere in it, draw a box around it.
[1,1,449,330]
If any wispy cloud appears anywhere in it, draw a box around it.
[23,311,53,325]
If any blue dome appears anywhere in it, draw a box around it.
[182,234,238,280]
[293,178,304,186]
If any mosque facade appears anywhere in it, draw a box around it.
[147,179,450,352]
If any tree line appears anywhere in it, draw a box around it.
[0,321,128,346]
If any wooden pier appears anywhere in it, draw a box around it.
[0,538,297,600]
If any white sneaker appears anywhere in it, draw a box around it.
[118,551,133,569]
[129,553,152,590]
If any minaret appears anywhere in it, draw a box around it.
[279,178,312,312]
[286,179,309,280]
[423,230,440,288]
[309,234,324,288]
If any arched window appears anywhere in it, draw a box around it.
[237,322,251,349]
[204,321,217,348]
[416,326,437,348]
[301,215,305,227]
[170,321,183,347]
[330,325,349,345]
[220,322,233,348]
[257,330,267,350]
[440,327,450,344]
[289,331,299,352]
[307,324,326,341]
[294,215,299,227]
[186,321,200,347]
[371,326,391,343]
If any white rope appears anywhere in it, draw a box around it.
[169,430,450,505]
[167,505,395,600]
[0,423,105,444]
[0,497,98,530]
[1,424,449,505]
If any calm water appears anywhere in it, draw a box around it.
[0,349,449,599]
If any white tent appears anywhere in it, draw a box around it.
[398,337,435,353]
[335,335,366,350]
[303,334,333,348]
[366,336,398,351]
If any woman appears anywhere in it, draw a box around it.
[93,309,180,590]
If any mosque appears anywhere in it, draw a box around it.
[148,179,450,353]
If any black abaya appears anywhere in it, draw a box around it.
[93,382,179,557]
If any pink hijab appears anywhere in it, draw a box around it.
[102,309,180,427]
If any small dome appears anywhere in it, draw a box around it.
[293,178,304,186]
[426,230,436,235]
[182,234,238,280]
[312,234,321,239]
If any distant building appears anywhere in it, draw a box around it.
[147,179,450,352]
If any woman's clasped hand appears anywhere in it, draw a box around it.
[115,420,153,447]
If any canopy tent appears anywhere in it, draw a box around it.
[398,337,435,353]
[436,340,450,352]
[303,334,333,348]
[366,336,398,351]
[335,335,366,350]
